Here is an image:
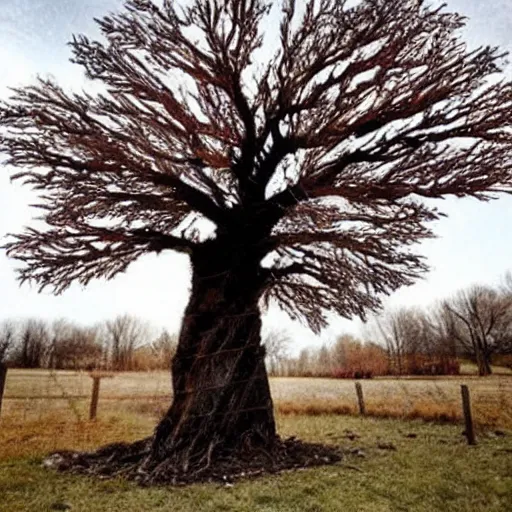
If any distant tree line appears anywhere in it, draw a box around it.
[263,333,390,378]
[374,279,512,377]
[2,279,511,377]
[0,315,177,371]
[264,276,512,378]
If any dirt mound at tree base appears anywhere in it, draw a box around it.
[43,437,343,486]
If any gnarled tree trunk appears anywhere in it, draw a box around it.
[145,241,276,476]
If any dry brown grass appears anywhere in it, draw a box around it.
[271,375,512,429]
[275,397,507,427]
[88,371,115,379]
[0,414,153,460]
[277,400,357,417]
[0,392,507,462]
[1,370,511,462]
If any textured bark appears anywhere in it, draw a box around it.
[146,240,276,474]
[476,350,493,376]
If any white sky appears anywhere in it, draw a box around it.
[1,0,511,353]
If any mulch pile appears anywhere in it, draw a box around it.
[43,436,343,486]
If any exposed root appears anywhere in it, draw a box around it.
[43,436,343,486]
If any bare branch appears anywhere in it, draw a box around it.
[1,0,512,329]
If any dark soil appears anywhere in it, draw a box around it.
[43,436,343,486]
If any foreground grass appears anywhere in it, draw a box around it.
[1,411,511,512]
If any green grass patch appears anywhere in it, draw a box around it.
[1,415,511,512]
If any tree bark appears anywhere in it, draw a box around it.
[476,352,493,376]
[475,340,493,376]
[145,243,276,475]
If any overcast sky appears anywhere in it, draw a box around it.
[1,0,511,352]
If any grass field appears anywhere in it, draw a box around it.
[1,370,511,511]
[3,369,512,429]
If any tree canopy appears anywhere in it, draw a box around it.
[1,0,511,334]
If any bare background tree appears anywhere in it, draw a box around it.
[0,321,16,364]
[375,308,441,375]
[45,319,100,370]
[10,319,50,369]
[150,329,178,370]
[376,310,410,375]
[1,0,512,482]
[104,315,149,371]
[443,286,512,375]
[262,329,290,376]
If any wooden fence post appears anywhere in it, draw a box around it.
[355,381,366,415]
[0,363,7,418]
[461,384,476,445]
[89,376,101,421]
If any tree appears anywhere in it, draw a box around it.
[331,334,350,370]
[49,321,102,370]
[150,329,178,369]
[0,321,16,364]
[315,343,334,377]
[375,309,415,374]
[105,315,148,371]
[295,348,314,377]
[427,302,460,358]
[262,329,290,376]
[47,319,72,369]
[2,0,512,482]
[443,286,512,376]
[331,334,388,377]
[373,305,462,374]
[12,319,50,369]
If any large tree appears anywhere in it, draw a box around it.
[443,286,512,376]
[2,0,512,482]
